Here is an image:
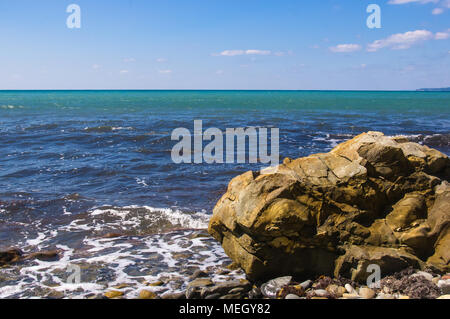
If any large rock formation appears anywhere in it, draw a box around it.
[208,132,450,282]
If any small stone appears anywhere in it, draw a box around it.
[139,290,157,299]
[190,270,209,280]
[248,287,262,299]
[437,279,450,294]
[285,294,302,299]
[437,295,450,299]
[442,274,450,280]
[344,284,356,294]
[359,287,376,299]
[342,293,361,299]
[314,289,329,298]
[300,280,313,290]
[186,287,201,299]
[398,295,410,299]
[220,293,241,299]
[326,284,346,298]
[311,297,328,299]
[188,278,213,288]
[261,276,292,298]
[228,287,245,294]
[148,281,164,287]
[411,271,434,281]
[205,293,221,299]
[104,291,123,299]
[113,283,130,289]
[161,292,185,300]
[432,277,440,285]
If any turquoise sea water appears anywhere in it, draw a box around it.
[0,90,449,297]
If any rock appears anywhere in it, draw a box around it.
[437,279,450,294]
[437,294,450,299]
[161,292,185,300]
[208,132,450,282]
[0,248,23,266]
[411,271,434,281]
[205,293,221,299]
[104,291,124,299]
[248,287,262,299]
[219,294,242,299]
[190,270,209,280]
[285,294,302,299]
[260,276,292,298]
[358,287,376,299]
[187,278,213,288]
[139,290,157,299]
[300,280,313,290]
[26,250,60,262]
[398,295,410,299]
[344,284,356,294]
[200,280,252,298]
[147,281,164,287]
[314,289,329,298]
[326,284,347,298]
[102,232,123,239]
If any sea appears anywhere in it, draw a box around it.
[0,90,449,298]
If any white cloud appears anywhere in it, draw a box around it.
[367,30,434,52]
[156,58,167,63]
[123,58,136,63]
[432,7,444,13]
[214,49,272,56]
[92,64,101,70]
[329,44,362,53]
[158,69,172,74]
[119,70,129,74]
[435,29,450,39]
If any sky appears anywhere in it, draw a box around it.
[0,0,449,90]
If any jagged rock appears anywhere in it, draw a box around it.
[209,132,450,282]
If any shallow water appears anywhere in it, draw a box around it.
[0,90,449,298]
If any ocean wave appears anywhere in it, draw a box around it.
[397,133,450,148]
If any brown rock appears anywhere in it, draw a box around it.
[139,290,157,299]
[208,132,450,281]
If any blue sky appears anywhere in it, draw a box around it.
[0,0,449,90]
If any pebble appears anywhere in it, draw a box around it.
[314,289,329,298]
[205,293,221,299]
[326,284,346,297]
[104,290,124,299]
[147,281,164,287]
[437,295,450,299]
[358,287,376,299]
[161,292,185,300]
[300,280,313,290]
[261,276,292,298]
[411,271,434,281]
[437,279,450,294]
[139,290,157,299]
[188,278,213,288]
[190,270,209,280]
[344,284,356,294]
[285,294,302,299]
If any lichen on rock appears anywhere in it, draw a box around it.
[208,132,450,282]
